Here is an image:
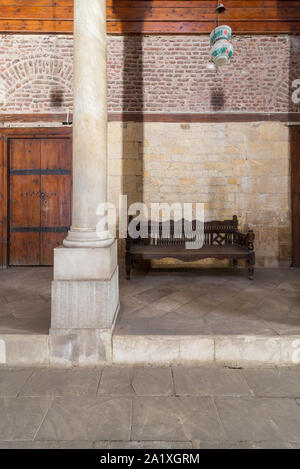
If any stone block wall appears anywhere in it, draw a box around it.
[108,121,291,267]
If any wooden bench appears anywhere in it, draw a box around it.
[125,215,255,280]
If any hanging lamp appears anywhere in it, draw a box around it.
[209,2,233,68]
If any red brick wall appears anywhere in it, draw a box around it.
[0,34,299,114]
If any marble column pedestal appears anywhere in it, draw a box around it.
[50,241,119,366]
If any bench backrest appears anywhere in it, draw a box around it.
[128,215,238,247]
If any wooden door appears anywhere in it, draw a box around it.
[8,137,72,266]
[291,126,300,267]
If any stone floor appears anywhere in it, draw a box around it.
[1,365,300,449]
[119,267,300,336]
[0,268,51,335]
[1,266,300,337]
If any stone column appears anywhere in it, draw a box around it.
[50,0,119,366]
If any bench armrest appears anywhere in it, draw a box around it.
[235,230,255,250]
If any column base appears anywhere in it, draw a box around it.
[50,241,120,365]
[63,229,114,248]
[51,267,119,329]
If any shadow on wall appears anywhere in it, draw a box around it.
[49,2,64,111]
[210,87,225,111]
[111,1,147,266]
[50,88,64,108]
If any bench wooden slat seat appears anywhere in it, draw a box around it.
[130,244,250,257]
[126,215,255,280]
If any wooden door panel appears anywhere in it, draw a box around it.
[41,175,71,228]
[41,139,71,170]
[8,135,72,266]
[10,175,41,228]
[9,138,41,265]
[40,138,72,263]
[9,232,40,266]
[10,139,40,170]
[40,232,66,266]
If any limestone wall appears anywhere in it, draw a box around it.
[108,121,291,267]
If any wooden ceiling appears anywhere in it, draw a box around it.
[0,0,300,35]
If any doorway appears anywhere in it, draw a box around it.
[0,128,72,267]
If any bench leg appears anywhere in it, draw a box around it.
[248,265,254,280]
[247,255,255,280]
[125,252,131,280]
[233,259,238,271]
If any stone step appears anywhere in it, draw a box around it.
[0,333,300,367]
[112,334,300,367]
[0,335,49,367]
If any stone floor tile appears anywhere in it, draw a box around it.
[192,440,240,449]
[177,298,217,318]
[0,397,50,440]
[145,313,212,335]
[132,396,226,442]
[134,286,176,304]
[35,440,94,449]
[132,367,174,396]
[0,297,7,306]
[98,367,135,396]
[243,368,300,397]
[127,304,171,320]
[153,291,200,313]
[255,296,296,320]
[264,398,300,442]
[215,397,283,442]
[6,298,50,319]
[266,319,300,336]
[0,441,94,449]
[0,369,33,397]
[239,441,293,449]
[106,441,192,449]
[20,369,101,397]
[206,312,274,336]
[93,441,109,449]
[115,317,150,335]
[120,295,147,315]
[36,397,132,441]
[0,308,50,335]
[173,367,251,396]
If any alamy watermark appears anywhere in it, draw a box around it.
[292,79,300,104]
[96,196,205,250]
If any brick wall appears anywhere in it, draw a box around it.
[0,35,73,113]
[0,34,299,113]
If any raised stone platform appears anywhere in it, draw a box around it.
[1,267,300,366]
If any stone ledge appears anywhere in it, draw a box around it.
[1,333,300,367]
[0,335,49,367]
[112,334,300,367]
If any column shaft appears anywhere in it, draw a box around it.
[64,0,111,247]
